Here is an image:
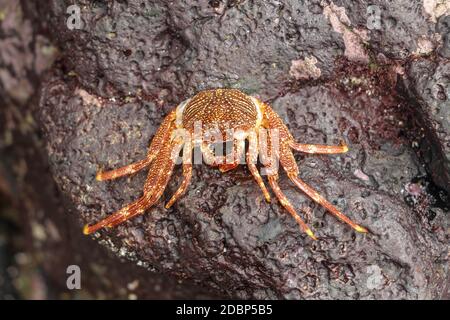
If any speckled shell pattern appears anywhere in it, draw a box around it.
[181,88,259,138]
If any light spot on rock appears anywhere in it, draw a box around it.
[76,88,103,107]
[423,0,450,23]
[414,35,437,55]
[322,1,370,63]
[45,219,61,241]
[289,56,321,80]
[127,279,140,291]
[366,265,385,290]
[31,222,47,242]
[128,293,138,300]
[354,169,370,182]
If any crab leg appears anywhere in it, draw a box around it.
[247,132,271,202]
[257,117,315,238]
[165,140,193,209]
[84,119,181,234]
[165,163,192,209]
[105,139,183,227]
[287,173,368,233]
[84,157,165,234]
[106,152,179,229]
[96,157,154,181]
[267,175,317,240]
[289,141,348,154]
[95,110,176,181]
[84,141,182,234]
[260,100,368,235]
[280,137,367,233]
[83,190,155,234]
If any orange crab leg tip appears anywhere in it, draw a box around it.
[340,141,349,153]
[354,225,369,233]
[164,202,173,209]
[306,229,318,241]
[95,172,104,181]
[83,224,92,235]
[260,189,271,203]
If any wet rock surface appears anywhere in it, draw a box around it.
[404,58,450,194]
[2,0,449,299]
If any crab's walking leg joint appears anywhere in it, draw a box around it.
[105,163,177,230]
[289,141,349,154]
[267,175,317,240]
[96,157,153,181]
[84,112,180,235]
[84,140,183,234]
[287,173,368,234]
[247,131,271,202]
[95,110,176,181]
[165,140,193,209]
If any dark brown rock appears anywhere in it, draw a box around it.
[2,0,449,299]
[403,58,450,194]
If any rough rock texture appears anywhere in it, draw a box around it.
[0,0,218,299]
[44,0,450,100]
[403,58,450,194]
[2,0,449,299]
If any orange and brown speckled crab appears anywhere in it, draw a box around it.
[84,88,368,240]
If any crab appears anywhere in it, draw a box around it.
[83,88,368,240]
